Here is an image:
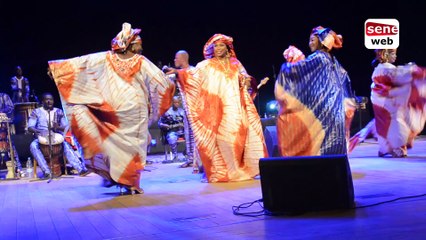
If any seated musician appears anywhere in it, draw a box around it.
[158,96,185,162]
[0,92,23,176]
[27,93,88,178]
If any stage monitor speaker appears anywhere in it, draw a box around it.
[259,154,354,215]
[263,126,279,157]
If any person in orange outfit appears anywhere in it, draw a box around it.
[48,23,175,193]
[167,34,268,182]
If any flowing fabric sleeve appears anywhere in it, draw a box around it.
[175,61,217,148]
[342,69,356,117]
[393,64,419,85]
[378,64,417,98]
[276,52,328,112]
[336,60,356,143]
[176,64,204,106]
[48,52,107,105]
[389,64,426,98]
[275,51,348,155]
[406,64,426,134]
[341,69,355,99]
[141,58,175,127]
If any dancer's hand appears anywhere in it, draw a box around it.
[52,122,60,132]
[47,67,53,80]
[163,66,178,75]
[283,45,305,63]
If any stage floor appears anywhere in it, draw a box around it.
[1,137,425,240]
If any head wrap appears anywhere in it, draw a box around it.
[111,22,142,52]
[203,33,237,59]
[283,45,305,63]
[311,26,343,50]
[372,49,397,66]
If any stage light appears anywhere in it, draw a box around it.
[268,103,277,110]
[265,100,279,118]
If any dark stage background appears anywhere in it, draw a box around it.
[1,0,425,116]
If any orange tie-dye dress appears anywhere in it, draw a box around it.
[177,57,268,182]
[48,51,175,190]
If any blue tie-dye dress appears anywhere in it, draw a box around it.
[275,51,353,156]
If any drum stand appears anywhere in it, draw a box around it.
[0,121,19,181]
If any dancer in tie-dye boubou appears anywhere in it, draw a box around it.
[275,26,356,156]
[48,23,175,194]
[350,49,426,157]
[166,34,268,183]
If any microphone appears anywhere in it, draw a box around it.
[162,65,170,73]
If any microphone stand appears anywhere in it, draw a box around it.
[257,92,261,118]
[47,110,54,183]
[48,109,74,182]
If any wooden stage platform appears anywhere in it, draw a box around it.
[0,137,425,240]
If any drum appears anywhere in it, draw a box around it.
[0,123,9,155]
[0,114,11,159]
[38,132,65,145]
[38,132,64,177]
[14,102,39,134]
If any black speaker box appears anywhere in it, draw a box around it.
[259,154,354,215]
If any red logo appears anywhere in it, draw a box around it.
[365,22,398,36]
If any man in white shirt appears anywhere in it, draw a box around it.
[10,66,31,103]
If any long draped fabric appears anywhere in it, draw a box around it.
[177,57,268,182]
[371,63,426,156]
[175,67,202,168]
[275,51,353,156]
[48,51,174,190]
